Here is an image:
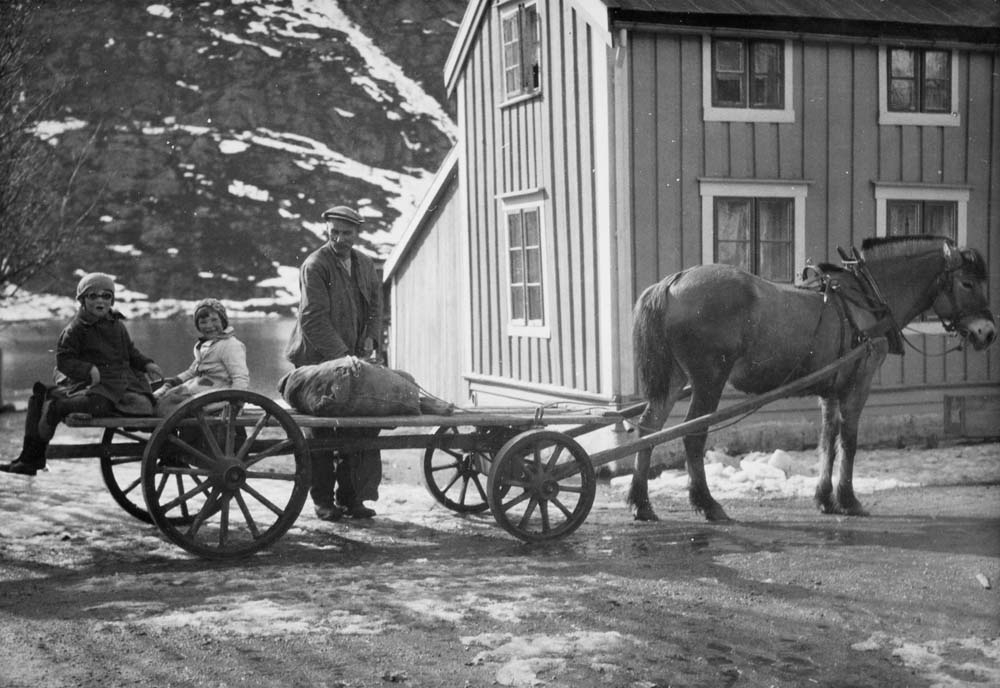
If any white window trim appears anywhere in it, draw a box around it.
[497,0,541,107]
[878,46,960,127]
[499,188,551,339]
[702,36,795,123]
[699,179,809,275]
[873,182,969,335]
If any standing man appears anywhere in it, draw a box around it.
[286,205,382,520]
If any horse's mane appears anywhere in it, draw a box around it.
[861,235,987,279]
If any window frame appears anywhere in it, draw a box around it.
[714,196,796,282]
[699,179,808,278]
[500,189,551,339]
[878,46,960,127]
[498,0,541,106]
[702,36,795,123]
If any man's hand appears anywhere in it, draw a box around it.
[89,366,101,386]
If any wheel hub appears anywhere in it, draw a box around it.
[221,463,246,489]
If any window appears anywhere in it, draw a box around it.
[878,46,959,127]
[501,192,549,337]
[715,197,794,282]
[500,2,540,101]
[702,37,794,123]
[886,200,957,241]
[700,180,808,279]
[874,183,968,244]
[712,39,783,109]
[888,48,951,113]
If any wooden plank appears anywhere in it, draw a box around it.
[801,46,830,257]
[729,121,753,178]
[851,44,879,245]
[577,18,599,393]
[827,43,853,246]
[679,34,704,266]
[630,33,659,292]
[778,41,804,180]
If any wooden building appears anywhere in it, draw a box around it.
[384,0,1000,441]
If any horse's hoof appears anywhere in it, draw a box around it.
[703,504,732,522]
[815,498,837,514]
[838,503,869,517]
[633,505,659,522]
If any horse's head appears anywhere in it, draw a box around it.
[932,242,996,350]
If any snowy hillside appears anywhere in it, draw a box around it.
[3,0,465,319]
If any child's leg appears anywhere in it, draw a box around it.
[1,391,115,475]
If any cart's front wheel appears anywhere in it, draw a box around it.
[141,390,310,559]
[487,429,596,542]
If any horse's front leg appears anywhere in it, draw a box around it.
[628,401,671,521]
[814,397,841,513]
[834,339,888,516]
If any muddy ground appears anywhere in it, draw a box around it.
[1,410,998,688]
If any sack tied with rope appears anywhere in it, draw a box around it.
[278,357,453,417]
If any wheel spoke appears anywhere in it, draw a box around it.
[550,496,573,519]
[516,496,539,529]
[193,409,225,458]
[242,438,294,466]
[234,491,261,538]
[545,443,565,470]
[539,500,551,532]
[162,479,213,515]
[164,432,219,469]
[240,482,285,518]
[235,412,271,463]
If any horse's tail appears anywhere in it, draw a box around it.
[632,272,683,403]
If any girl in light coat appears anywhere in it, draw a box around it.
[155,298,249,416]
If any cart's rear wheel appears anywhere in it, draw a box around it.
[422,425,495,513]
[100,427,154,523]
[141,390,310,559]
[487,429,596,542]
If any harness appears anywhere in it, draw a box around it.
[801,241,978,356]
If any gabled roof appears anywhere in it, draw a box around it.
[445,0,999,96]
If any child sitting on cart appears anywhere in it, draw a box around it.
[154,298,249,417]
[1,272,163,476]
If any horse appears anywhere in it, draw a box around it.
[628,235,995,522]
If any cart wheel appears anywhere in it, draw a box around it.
[487,429,596,542]
[100,427,157,524]
[141,390,310,559]
[422,426,495,513]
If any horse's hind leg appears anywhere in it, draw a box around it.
[628,395,677,522]
[814,397,841,514]
[684,373,731,522]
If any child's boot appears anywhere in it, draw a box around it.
[0,437,48,476]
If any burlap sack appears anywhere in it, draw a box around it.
[278,358,422,417]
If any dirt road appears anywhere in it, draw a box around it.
[1,418,998,687]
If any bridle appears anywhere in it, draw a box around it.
[837,241,989,355]
[932,243,994,343]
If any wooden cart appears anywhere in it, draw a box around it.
[46,346,869,560]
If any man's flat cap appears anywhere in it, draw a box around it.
[321,205,364,224]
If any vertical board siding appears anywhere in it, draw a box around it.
[458,0,606,397]
[391,180,466,404]
[626,30,998,396]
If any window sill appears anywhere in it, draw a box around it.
[500,91,542,109]
[879,111,961,127]
[508,323,551,339]
[704,105,795,123]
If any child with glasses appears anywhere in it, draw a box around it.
[154,298,249,417]
[0,272,163,476]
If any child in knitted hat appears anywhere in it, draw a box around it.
[1,272,163,476]
[154,298,249,417]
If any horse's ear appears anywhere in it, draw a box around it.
[943,241,963,270]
